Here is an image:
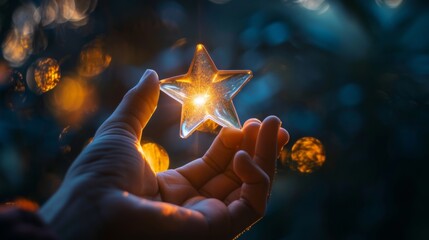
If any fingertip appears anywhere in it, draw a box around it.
[138,69,160,89]
[243,118,261,127]
[242,121,260,133]
[263,115,281,127]
[278,128,290,146]
[219,127,244,148]
[233,150,253,176]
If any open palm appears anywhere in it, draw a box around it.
[39,70,289,240]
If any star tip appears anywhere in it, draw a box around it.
[196,44,205,50]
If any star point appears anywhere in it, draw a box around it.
[160,44,252,138]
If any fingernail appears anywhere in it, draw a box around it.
[140,69,155,83]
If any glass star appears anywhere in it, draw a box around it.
[160,44,253,138]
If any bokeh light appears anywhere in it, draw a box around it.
[78,39,112,77]
[288,137,326,173]
[1,3,41,67]
[2,29,32,67]
[4,198,39,212]
[48,76,97,124]
[56,0,98,26]
[26,58,61,95]
[40,0,59,27]
[140,140,170,173]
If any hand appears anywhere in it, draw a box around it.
[39,70,289,239]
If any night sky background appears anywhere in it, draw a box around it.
[1,0,429,239]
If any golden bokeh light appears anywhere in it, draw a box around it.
[288,137,326,173]
[56,0,97,26]
[52,77,85,112]
[78,39,112,77]
[140,140,170,173]
[4,198,39,212]
[2,29,32,67]
[27,58,61,94]
[41,0,59,26]
[48,75,97,124]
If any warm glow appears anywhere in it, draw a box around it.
[140,141,170,173]
[193,94,209,106]
[78,39,112,77]
[196,119,220,134]
[5,198,39,212]
[48,76,97,124]
[289,137,326,173]
[2,29,32,67]
[27,58,61,94]
[160,44,253,138]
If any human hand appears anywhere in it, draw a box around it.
[39,70,289,239]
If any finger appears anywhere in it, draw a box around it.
[277,128,290,156]
[243,118,261,126]
[196,119,261,200]
[254,116,281,185]
[95,69,160,140]
[228,150,270,237]
[197,119,260,198]
[241,120,261,156]
[176,127,243,189]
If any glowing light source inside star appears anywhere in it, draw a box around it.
[140,141,170,173]
[193,94,210,106]
[288,137,326,173]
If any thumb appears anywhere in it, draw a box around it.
[96,69,160,140]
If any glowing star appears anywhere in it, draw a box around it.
[160,44,252,138]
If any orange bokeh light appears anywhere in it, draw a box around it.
[48,75,97,124]
[288,137,326,173]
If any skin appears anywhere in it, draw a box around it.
[39,70,290,240]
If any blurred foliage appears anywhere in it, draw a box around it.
[0,0,429,239]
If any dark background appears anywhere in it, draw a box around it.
[1,0,429,239]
